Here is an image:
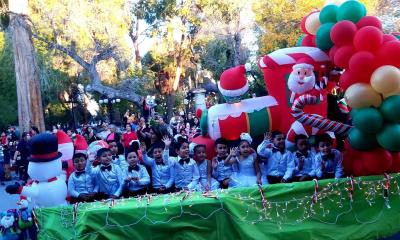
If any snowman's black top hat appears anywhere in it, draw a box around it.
[29,133,62,162]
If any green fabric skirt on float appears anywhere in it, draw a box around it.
[36,174,400,240]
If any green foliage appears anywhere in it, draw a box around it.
[0,31,17,128]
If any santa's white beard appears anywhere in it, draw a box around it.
[288,74,316,94]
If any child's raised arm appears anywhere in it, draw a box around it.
[225,147,239,164]
[257,133,273,158]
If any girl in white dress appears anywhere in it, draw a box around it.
[229,133,262,187]
[193,144,219,192]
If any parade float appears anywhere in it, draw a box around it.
[3,0,400,239]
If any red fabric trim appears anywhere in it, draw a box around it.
[219,113,248,141]
[31,152,58,159]
[48,177,57,182]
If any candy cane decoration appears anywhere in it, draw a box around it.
[31,208,40,231]
[73,203,79,224]
[383,173,391,209]
[311,179,319,205]
[291,94,353,136]
[347,176,354,202]
[258,184,268,211]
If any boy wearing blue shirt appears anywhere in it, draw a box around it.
[168,137,199,191]
[68,153,98,203]
[314,134,344,179]
[86,148,124,199]
[122,149,150,197]
[211,138,237,188]
[292,134,316,182]
[257,131,294,184]
[142,138,175,194]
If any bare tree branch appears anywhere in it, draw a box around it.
[32,33,90,70]
[91,46,116,64]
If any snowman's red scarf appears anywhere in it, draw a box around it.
[26,177,58,186]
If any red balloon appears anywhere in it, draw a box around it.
[339,70,356,91]
[389,152,400,173]
[191,135,216,160]
[343,140,366,176]
[362,148,392,175]
[356,16,382,30]
[331,20,358,46]
[353,26,383,52]
[348,51,376,77]
[383,34,398,43]
[343,145,357,174]
[334,45,356,69]
[302,34,316,47]
[376,40,400,68]
[195,108,202,119]
[329,45,339,61]
[352,158,372,176]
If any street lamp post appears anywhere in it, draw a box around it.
[99,96,121,124]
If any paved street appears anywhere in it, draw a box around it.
[1,175,22,212]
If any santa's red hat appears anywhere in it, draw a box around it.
[74,134,88,155]
[292,58,315,70]
[218,64,251,98]
[55,130,74,161]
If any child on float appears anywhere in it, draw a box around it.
[314,133,344,179]
[107,139,128,169]
[292,134,316,182]
[168,137,199,191]
[86,148,124,199]
[227,133,262,187]
[211,138,238,188]
[193,144,219,191]
[257,131,294,184]
[68,153,98,203]
[122,148,150,197]
[142,137,175,194]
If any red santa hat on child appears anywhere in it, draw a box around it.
[55,130,74,161]
[218,64,251,98]
[292,58,315,70]
[74,134,88,155]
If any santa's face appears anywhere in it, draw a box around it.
[288,67,315,94]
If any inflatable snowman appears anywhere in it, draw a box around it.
[6,133,67,207]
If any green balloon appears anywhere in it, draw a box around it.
[352,108,383,134]
[350,108,360,118]
[316,23,335,50]
[200,109,208,136]
[380,95,400,123]
[336,0,367,23]
[377,123,400,151]
[320,5,338,24]
[348,128,378,150]
[296,35,305,47]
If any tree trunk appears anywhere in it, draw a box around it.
[10,9,45,132]
[233,32,242,66]
[166,92,176,122]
